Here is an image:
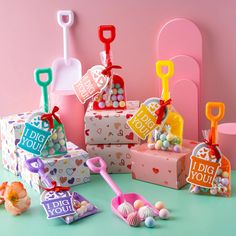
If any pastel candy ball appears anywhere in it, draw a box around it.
[222,171,229,178]
[210,187,218,195]
[117,94,124,101]
[57,126,62,132]
[173,145,181,153]
[145,217,156,228]
[112,83,115,89]
[160,134,166,141]
[148,143,155,150]
[163,140,170,148]
[119,101,126,108]
[221,178,229,186]
[133,200,144,210]
[60,146,67,152]
[127,212,141,227]
[111,95,117,101]
[118,202,134,218]
[54,143,61,151]
[192,186,200,194]
[155,140,162,150]
[41,149,48,156]
[115,83,121,89]
[154,201,165,210]
[87,203,94,211]
[105,100,113,107]
[49,148,55,155]
[112,88,118,95]
[58,132,65,140]
[159,208,170,220]
[102,94,108,101]
[117,88,124,95]
[59,139,65,146]
[81,200,88,206]
[138,206,154,220]
[51,132,58,140]
[113,101,119,108]
[166,134,174,142]
[48,140,54,148]
[98,102,105,109]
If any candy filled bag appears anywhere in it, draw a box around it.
[187,102,231,197]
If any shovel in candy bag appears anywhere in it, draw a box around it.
[187,102,231,197]
[25,157,99,224]
[86,157,158,227]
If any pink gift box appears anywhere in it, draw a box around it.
[86,143,137,173]
[84,101,140,144]
[130,139,197,189]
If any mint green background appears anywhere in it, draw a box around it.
[0,165,235,236]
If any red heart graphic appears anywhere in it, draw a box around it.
[128,144,135,149]
[95,114,102,120]
[152,168,159,174]
[168,170,171,173]
[126,114,133,119]
[127,164,132,169]
[76,160,83,166]
[126,132,134,140]
[85,129,90,136]
[132,172,136,179]
[44,167,49,173]
[60,177,67,184]
[97,144,104,149]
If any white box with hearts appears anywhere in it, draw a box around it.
[18,141,90,192]
[84,101,140,145]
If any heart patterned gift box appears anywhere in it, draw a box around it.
[18,141,90,192]
[130,139,197,189]
[84,101,140,145]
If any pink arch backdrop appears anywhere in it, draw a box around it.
[0,0,235,147]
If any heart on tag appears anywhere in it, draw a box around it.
[74,65,109,104]
[152,168,159,174]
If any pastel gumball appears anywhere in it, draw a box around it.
[57,126,62,132]
[155,140,162,150]
[86,203,94,211]
[115,83,121,89]
[60,146,67,152]
[118,202,134,218]
[111,95,117,101]
[51,132,58,140]
[81,200,88,206]
[154,201,165,210]
[163,140,170,148]
[133,200,144,210]
[112,83,115,89]
[221,178,229,186]
[117,94,124,101]
[173,145,181,153]
[192,186,200,194]
[113,101,119,108]
[59,139,66,146]
[58,132,65,139]
[98,102,105,109]
[117,88,124,95]
[159,208,170,220]
[147,143,155,150]
[222,171,229,178]
[112,88,118,95]
[210,187,217,195]
[105,100,112,107]
[160,134,166,141]
[41,149,48,156]
[166,134,174,142]
[145,217,156,228]
[49,148,55,155]
[119,101,126,108]
[102,94,108,100]
[138,206,154,220]
[54,143,61,151]
[127,212,141,227]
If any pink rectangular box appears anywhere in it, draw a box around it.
[130,140,197,189]
[86,143,137,173]
[84,101,140,145]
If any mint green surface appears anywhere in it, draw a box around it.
[0,167,235,236]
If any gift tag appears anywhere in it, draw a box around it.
[127,98,168,140]
[40,189,76,219]
[18,112,51,156]
[187,142,221,188]
[73,65,109,104]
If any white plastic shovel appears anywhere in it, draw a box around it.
[51,10,82,95]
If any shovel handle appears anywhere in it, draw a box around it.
[206,102,225,143]
[98,25,116,55]
[34,68,52,113]
[156,60,174,101]
[25,157,52,188]
[86,157,123,196]
[57,10,74,28]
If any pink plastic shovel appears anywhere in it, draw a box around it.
[86,157,158,224]
[51,10,82,95]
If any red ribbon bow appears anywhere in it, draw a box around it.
[203,138,221,161]
[42,181,70,192]
[155,99,172,124]
[41,106,62,130]
[102,65,122,77]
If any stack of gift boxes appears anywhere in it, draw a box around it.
[85,101,140,173]
[1,110,90,193]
